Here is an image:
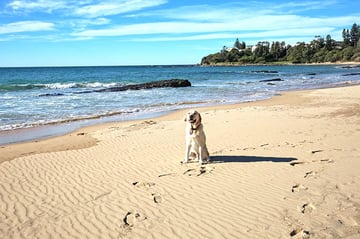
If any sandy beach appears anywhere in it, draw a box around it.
[1,85,360,238]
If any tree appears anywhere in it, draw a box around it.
[227,49,242,62]
[286,42,307,63]
[343,29,351,47]
[350,23,360,47]
[312,36,325,49]
[234,38,241,49]
[313,48,327,62]
[325,49,342,62]
[325,34,334,50]
[254,41,270,59]
[342,46,354,61]
[270,41,283,61]
[240,41,246,49]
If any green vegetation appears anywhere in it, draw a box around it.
[201,23,360,65]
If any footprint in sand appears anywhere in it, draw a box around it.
[197,166,214,176]
[311,149,324,154]
[158,173,176,177]
[152,193,163,204]
[291,184,308,192]
[290,228,310,238]
[132,181,155,189]
[133,182,163,204]
[129,120,157,130]
[183,168,196,176]
[183,166,214,176]
[289,161,306,166]
[299,203,316,214]
[319,158,334,164]
[143,120,157,125]
[123,210,147,227]
[304,171,318,178]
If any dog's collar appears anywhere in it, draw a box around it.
[191,124,200,131]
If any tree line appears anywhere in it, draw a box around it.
[201,23,360,65]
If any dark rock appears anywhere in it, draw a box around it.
[41,79,191,96]
[342,72,360,76]
[39,93,65,97]
[341,65,360,68]
[252,70,278,73]
[80,79,191,94]
[259,78,283,83]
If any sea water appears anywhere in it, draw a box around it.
[1,64,359,144]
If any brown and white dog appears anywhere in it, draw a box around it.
[184,110,210,165]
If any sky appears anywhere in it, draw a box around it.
[0,0,359,67]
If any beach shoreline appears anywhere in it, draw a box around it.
[0,85,332,162]
[2,64,360,143]
[1,82,359,163]
[0,84,359,238]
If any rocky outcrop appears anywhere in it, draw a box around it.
[93,79,191,93]
[252,70,278,73]
[342,72,360,76]
[259,78,283,83]
[39,93,65,97]
[39,79,192,97]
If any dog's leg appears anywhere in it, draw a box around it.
[204,146,210,163]
[198,146,203,165]
[184,143,191,164]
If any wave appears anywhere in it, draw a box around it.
[0,82,120,92]
[0,99,226,131]
[149,99,225,108]
[0,109,140,131]
[0,84,46,91]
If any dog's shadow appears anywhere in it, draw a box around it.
[210,155,296,164]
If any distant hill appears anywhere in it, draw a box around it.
[201,23,360,65]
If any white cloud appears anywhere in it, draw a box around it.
[73,0,167,18]
[7,0,69,12]
[72,14,355,38]
[69,0,356,40]
[126,27,336,43]
[69,17,111,28]
[90,17,111,25]
[6,0,167,17]
[3,0,358,44]
[271,0,340,12]
[0,21,55,34]
[73,21,229,37]
[132,4,253,22]
[130,1,342,22]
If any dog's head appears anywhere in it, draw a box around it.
[184,110,202,128]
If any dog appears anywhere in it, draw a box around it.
[184,110,210,165]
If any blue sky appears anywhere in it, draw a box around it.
[0,0,359,67]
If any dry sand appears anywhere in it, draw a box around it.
[1,85,360,239]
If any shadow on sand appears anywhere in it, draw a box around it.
[210,155,296,164]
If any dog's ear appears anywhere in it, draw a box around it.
[184,116,187,122]
[199,113,202,123]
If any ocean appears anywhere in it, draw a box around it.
[1,64,359,144]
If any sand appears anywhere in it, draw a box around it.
[1,85,360,239]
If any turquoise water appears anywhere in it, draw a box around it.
[0,64,359,144]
